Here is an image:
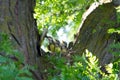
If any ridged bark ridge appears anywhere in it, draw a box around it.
[73,2,117,66]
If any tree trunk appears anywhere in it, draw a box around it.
[73,2,117,66]
[0,0,42,80]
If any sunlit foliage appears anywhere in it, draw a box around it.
[46,49,119,80]
[34,0,94,40]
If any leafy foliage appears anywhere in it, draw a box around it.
[109,42,120,76]
[45,50,119,80]
[0,33,33,80]
[34,0,94,39]
[1,0,120,80]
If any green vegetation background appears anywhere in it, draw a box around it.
[0,0,120,80]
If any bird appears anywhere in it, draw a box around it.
[54,39,61,53]
[47,36,55,53]
[68,41,73,50]
[61,41,67,53]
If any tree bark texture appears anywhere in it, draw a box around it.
[73,2,117,66]
[0,0,42,80]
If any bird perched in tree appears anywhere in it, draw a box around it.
[47,36,55,53]
[61,41,67,53]
[54,39,61,53]
[68,41,73,50]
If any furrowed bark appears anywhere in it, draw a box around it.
[0,0,42,79]
[73,2,117,66]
